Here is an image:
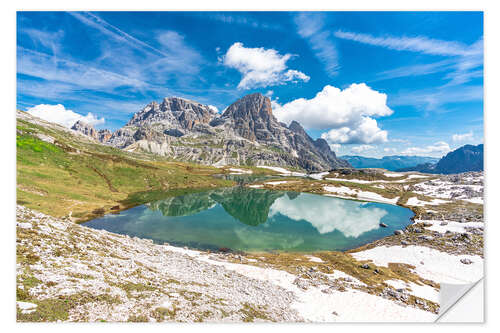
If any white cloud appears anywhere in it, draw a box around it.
[207,105,219,113]
[205,13,283,31]
[269,194,388,237]
[273,83,392,144]
[294,13,339,76]
[452,131,473,142]
[18,47,148,92]
[69,12,168,57]
[329,143,341,152]
[26,104,105,128]
[391,138,410,144]
[320,117,388,145]
[384,147,397,153]
[402,141,450,156]
[337,30,483,88]
[351,145,375,154]
[334,30,472,57]
[222,42,309,89]
[390,85,483,111]
[376,59,454,81]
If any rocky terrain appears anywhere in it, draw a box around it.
[16,168,484,322]
[397,144,483,174]
[72,94,350,172]
[16,205,300,322]
[16,109,484,323]
[71,120,112,143]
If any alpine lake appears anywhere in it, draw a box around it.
[83,174,414,253]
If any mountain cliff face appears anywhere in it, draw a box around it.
[396,144,483,174]
[71,120,112,143]
[435,144,483,174]
[81,93,350,172]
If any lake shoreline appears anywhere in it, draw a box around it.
[16,157,484,322]
[16,172,484,322]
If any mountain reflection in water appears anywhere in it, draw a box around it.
[84,187,414,252]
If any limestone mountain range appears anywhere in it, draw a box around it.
[71,93,350,172]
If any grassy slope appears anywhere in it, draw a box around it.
[16,113,233,221]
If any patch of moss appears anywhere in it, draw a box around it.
[151,306,177,322]
[127,314,149,322]
[240,302,271,322]
[17,292,122,322]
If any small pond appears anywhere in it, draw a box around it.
[83,187,414,252]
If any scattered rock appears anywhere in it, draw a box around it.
[394,230,403,235]
[360,264,370,269]
[460,258,473,265]
[293,278,311,290]
[379,223,388,228]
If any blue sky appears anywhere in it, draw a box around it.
[17,11,483,157]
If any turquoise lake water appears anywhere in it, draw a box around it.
[83,187,414,252]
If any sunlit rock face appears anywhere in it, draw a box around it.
[103,93,350,172]
[269,194,387,238]
[71,120,112,143]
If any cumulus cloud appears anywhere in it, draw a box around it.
[26,104,105,128]
[274,83,392,131]
[269,194,388,237]
[452,131,473,142]
[320,117,388,145]
[222,42,309,89]
[329,143,341,152]
[273,83,392,144]
[207,105,219,113]
[402,141,450,156]
[384,147,397,153]
[351,145,375,154]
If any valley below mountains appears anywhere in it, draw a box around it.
[72,93,350,172]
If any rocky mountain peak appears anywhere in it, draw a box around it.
[221,93,280,142]
[288,120,308,137]
[105,92,351,172]
[127,96,216,130]
[71,120,97,138]
[222,93,273,120]
[71,120,111,143]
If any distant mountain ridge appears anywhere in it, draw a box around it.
[340,155,440,171]
[71,93,350,172]
[396,144,483,174]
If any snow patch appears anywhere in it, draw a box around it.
[384,173,404,177]
[351,245,483,284]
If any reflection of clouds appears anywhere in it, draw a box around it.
[234,227,304,250]
[269,194,388,237]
